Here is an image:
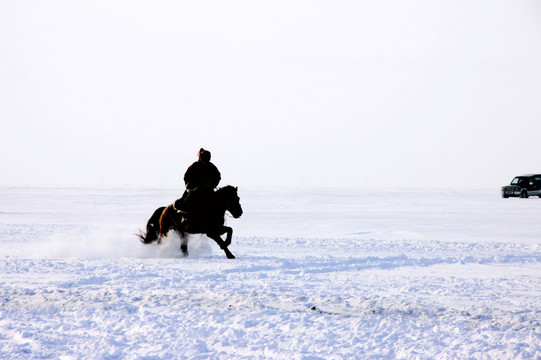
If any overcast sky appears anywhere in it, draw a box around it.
[1,0,540,190]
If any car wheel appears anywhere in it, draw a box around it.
[520,190,529,198]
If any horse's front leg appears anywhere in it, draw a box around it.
[223,226,233,247]
[207,232,235,259]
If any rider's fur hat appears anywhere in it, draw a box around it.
[198,148,211,162]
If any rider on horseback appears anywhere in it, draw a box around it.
[175,148,221,223]
[139,148,241,258]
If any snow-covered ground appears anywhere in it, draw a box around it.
[0,186,540,359]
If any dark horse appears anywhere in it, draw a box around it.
[138,185,243,259]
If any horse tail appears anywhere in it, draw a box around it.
[138,206,166,244]
[137,229,156,244]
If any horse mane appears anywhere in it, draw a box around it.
[216,185,237,193]
[215,185,238,202]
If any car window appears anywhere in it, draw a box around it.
[512,177,529,186]
[511,177,528,185]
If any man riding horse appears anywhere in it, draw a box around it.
[175,148,221,225]
[138,147,242,258]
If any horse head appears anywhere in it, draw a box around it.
[217,185,243,219]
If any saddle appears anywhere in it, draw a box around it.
[173,188,215,225]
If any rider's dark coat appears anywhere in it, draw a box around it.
[184,161,221,191]
[177,161,221,220]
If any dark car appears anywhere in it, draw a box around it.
[501,174,541,198]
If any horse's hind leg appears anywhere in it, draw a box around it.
[179,232,189,257]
